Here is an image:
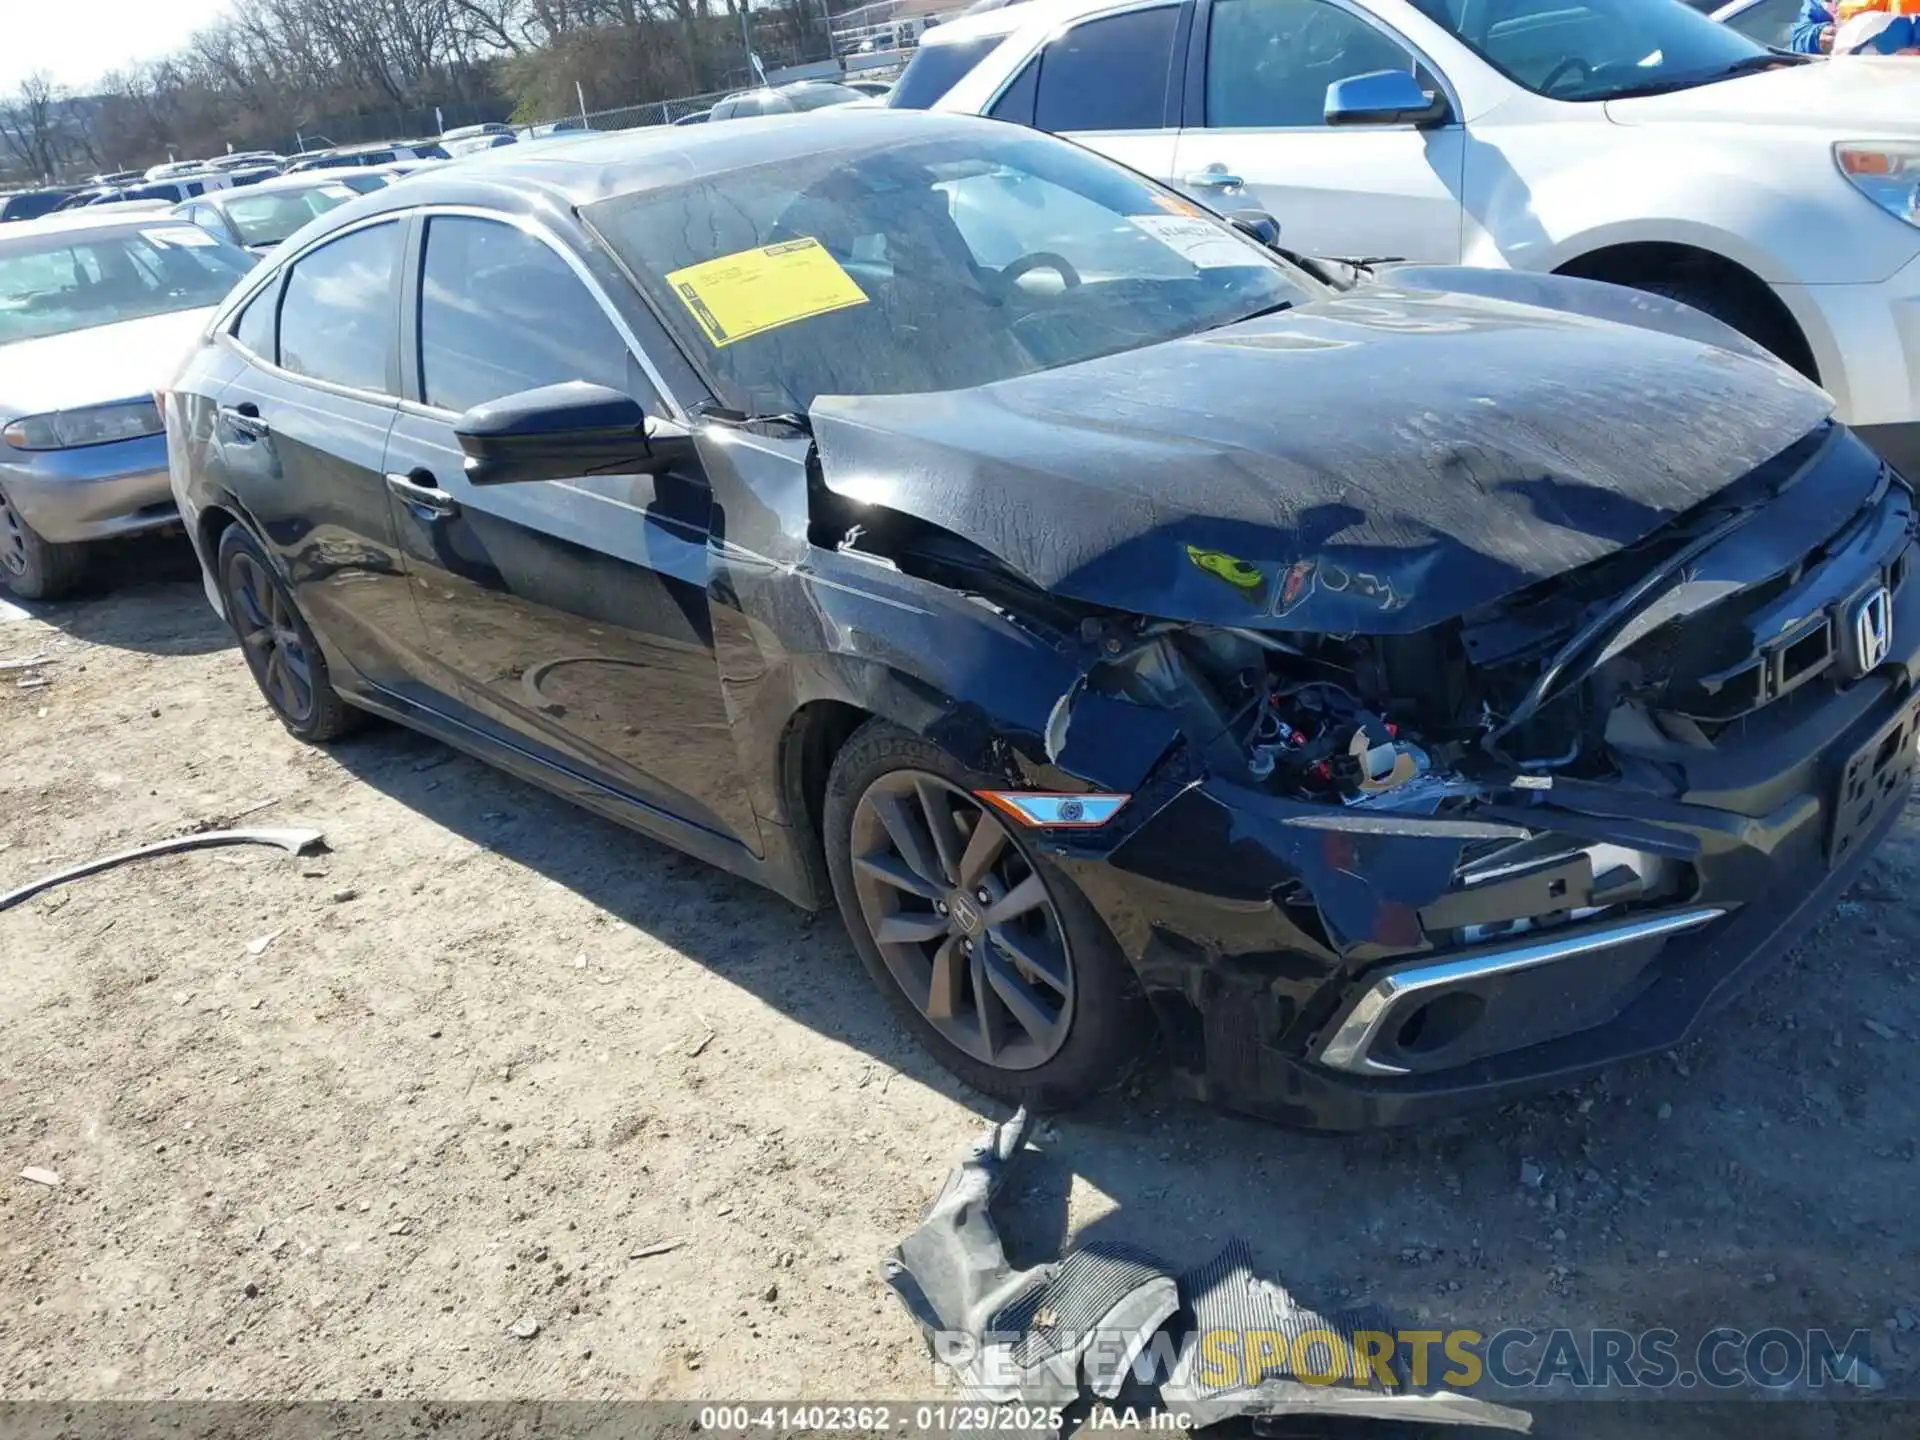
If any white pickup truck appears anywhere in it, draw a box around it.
[902,0,1920,475]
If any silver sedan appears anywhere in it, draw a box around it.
[0,211,254,597]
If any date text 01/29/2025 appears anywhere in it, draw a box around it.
[694,1406,1181,1433]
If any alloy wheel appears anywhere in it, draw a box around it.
[229,552,314,723]
[848,770,1075,1070]
[0,491,26,577]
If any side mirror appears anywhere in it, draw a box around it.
[453,381,696,487]
[1325,70,1451,129]
[1228,210,1282,249]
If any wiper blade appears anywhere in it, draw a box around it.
[1203,301,1295,333]
[1596,52,1802,100]
[697,404,812,435]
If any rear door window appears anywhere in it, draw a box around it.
[233,283,278,360]
[277,221,402,392]
[1033,7,1181,132]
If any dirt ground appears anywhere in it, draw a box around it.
[3,539,1919,1434]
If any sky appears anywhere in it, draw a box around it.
[0,0,234,94]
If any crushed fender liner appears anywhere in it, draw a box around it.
[810,289,1830,635]
[888,1113,1532,1433]
[1162,1239,1532,1432]
[883,1108,1179,1407]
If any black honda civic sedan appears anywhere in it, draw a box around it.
[165,110,1919,1130]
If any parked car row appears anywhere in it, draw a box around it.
[5,30,1920,1129]
[893,0,1920,475]
[1,128,476,221]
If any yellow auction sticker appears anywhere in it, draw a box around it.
[665,237,869,348]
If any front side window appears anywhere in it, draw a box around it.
[0,223,255,346]
[1208,0,1419,128]
[1034,7,1180,132]
[585,128,1316,416]
[1720,0,1799,47]
[1405,0,1777,101]
[417,216,635,414]
[277,221,401,392]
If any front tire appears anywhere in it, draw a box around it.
[823,719,1147,1109]
[0,487,88,600]
[216,523,359,743]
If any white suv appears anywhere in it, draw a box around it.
[907,0,1920,474]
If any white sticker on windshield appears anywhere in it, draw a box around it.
[1128,214,1258,269]
[143,225,220,249]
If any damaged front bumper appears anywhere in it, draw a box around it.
[1040,575,1920,1131]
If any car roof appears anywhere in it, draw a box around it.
[915,0,1069,45]
[304,108,993,217]
[0,207,191,240]
[201,172,365,203]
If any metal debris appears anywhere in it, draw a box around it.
[888,1113,1532,1433]
[884,1108,1179,1408]
[0,828,326,914]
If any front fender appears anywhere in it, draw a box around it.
[716,547,1182,829]
[1462,120,1909,286]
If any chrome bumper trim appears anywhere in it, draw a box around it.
[1315,906,1727,1077]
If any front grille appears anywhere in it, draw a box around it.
[1622,480,1915,727]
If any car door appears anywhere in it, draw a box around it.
[986,3,1189,182]
[1172,0,1465,262]
[380,212,758,848]
[212,217,428,693]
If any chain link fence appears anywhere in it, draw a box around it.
[531,52,912,135]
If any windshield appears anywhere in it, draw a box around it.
[1406,0,1779,101]
[586,129,1315,415]
[221,184,360,248]
[0,223,254,345]
[888,34,1008,108]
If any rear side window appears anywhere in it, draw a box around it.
[232,283,277,360]
[1033,7,1180,132]
[278,222,401,393]
[889,35,1008,108]
[416,216,635,414]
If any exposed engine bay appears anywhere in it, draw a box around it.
[826,420,1915,813]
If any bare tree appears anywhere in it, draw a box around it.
[0,73,69,182]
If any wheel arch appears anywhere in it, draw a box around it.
[1551,240,1820,382]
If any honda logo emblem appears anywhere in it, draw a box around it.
[1849,586,1894,676]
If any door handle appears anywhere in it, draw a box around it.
[385,470,458,519]
[219,402,269,439]
[1183,169,1245,190]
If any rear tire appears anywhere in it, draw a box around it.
[0,487,88,600]
[823,718,1148,1109]
[216,523,360,744]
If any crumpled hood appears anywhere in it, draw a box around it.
[0,307,212,421]
[1605,57,1920,131]
[810,286,1832,633]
